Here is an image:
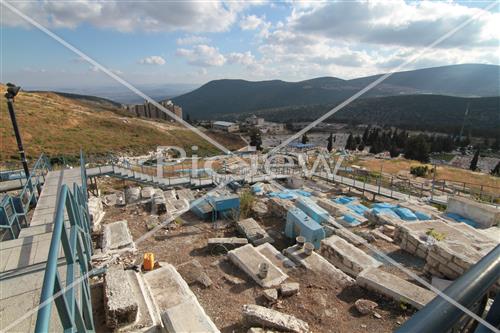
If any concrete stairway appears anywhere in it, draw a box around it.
[0,169,82,332]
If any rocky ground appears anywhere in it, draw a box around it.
[92,186,415,333]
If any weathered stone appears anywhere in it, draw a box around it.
[320,235,382,276]
[102,220,135,253]
[280,282,299,297]
[262,289,278,302]
[242,304,309,333]
[236,218,274,245]
[371,229,394,243]
[125,187,141,204]
[144,264,219,332]
[252,201,269,216]
[284,245,354,287]
[223,274,246,285]
[256,243,296,271]
[208,237,248,248]
[431,276,453,291]
[228,244,288,288]
[141,186,154,199]
[354,299,378,315]
[357,268,436,309]
[104,267,138,328]
[176,259,213,288]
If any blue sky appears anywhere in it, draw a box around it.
[1,1,498,89]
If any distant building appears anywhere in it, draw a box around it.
[213,121,239,132]
[246,115,265,126]
[125,99,182,121]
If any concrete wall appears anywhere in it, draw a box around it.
[447,196,500,228]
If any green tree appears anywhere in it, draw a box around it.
[249,128,263,151]
[327,133,333,152]
[345,133,356,150]
[469,148,480,171]
[404,135,430,163]
[301,133,309,144]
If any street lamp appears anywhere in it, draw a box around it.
[4,83,31,180]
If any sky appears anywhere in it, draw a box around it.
[0,0,499,89]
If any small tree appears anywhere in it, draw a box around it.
[469,148,480,171]
[327,133,333,152]
[404,135,430,163]
[301,133,309,144]
[345,133,356,150]
[249,128,263,151]
[185,113,191,124]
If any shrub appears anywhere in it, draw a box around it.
[239,190,255,218]
[410,165,428,177]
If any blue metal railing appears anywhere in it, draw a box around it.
[0,153,51,239]
[396,244,500,333]
[34,150,94,332]
[0,195,21,240]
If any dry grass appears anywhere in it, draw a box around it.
[0,85,245,168]
[357,157,500,189]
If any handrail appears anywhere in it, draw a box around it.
[0,153,51,239]
[34,152,94,332]
[396,244,500,333]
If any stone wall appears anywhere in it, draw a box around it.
[423,242,475,279]
[393,223,431,259]
[320,235,382,276]
[447,196,500,228]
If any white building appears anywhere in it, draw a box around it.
[213,121,239,132]
[246,115,265,126]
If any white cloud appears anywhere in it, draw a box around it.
[176,35,211,45]
[289,1,499,48]
[139,56,166,66]
[2,1,245,32]
[176,45,226,67]
[239,15,265,30]
[227,51,256,66]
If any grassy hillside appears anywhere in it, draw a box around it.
[0,86,244,167]
[173,64,500,119]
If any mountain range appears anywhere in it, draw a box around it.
[172,64,500,121]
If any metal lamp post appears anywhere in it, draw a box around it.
[4,83,31,180]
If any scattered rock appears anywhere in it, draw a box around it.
[356,231,376,243]
[373,311,382,319]
[252,201,268,216]
[223,274,246,285]
[280,282,299,297]
[262,289,278,302]
[354,299,378,315]
[371,229,394,243]
[247,328,279,333]
[361,324,367,329]
[242,304,309,333]
[176,259,212,288]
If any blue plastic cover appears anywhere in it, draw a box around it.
[445,213,479,228]
[346,203,369,216]
[342,214,361,225]
[372,207,400,219]
[372,202,397,209]
[394,207,418,221]
[414,211,431,220]
[295,197,330,224]
[334,196,356,205]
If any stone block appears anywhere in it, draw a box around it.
[280,282,299,297]
[104,267,138,328]
[284,245,354,287]
[237,218,274,245]
[144,264,219,332]
[102,220,135,253]
[228,244,288,288]
[320,235,382,276]
[357,268,436,309]
[242,304,309,333]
